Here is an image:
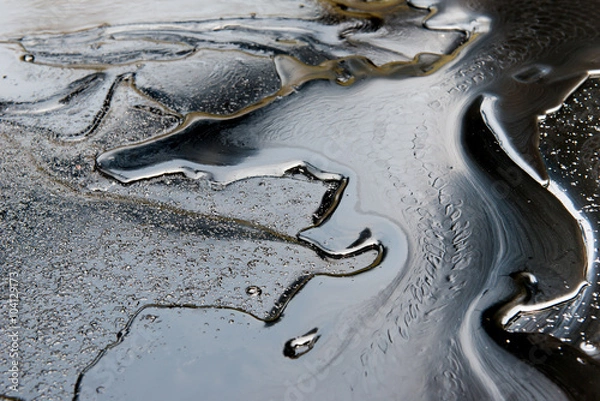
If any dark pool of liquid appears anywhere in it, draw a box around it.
[2,0,600,400]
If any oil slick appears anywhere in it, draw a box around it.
[2,0,600,400]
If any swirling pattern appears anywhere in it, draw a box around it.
[1,1,600,400]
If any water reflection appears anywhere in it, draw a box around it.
[1,0,600,400]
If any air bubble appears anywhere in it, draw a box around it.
[283,328,320,359]
[335,71,354,85]
[245,285,262,296]
[580,341,597,353]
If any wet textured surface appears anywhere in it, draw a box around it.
[2,0,600,400]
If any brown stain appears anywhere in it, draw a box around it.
[319,0,408,19]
